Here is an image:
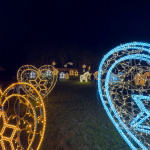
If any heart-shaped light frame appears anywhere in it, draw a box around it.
[17,65,58,99]
[98,42,150,150]
[0,82,46,150]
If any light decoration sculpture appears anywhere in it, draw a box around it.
[59,72,65,79]
[69,69,74,76]
[64,62,73,68]
[65,73,69,79]
[52,61,56,66]
[134,72,150,86]
[0,82,46,150]
[98,42,150,150]
[80,71,90,82]
[17,65,58,99]
[74,70,79,76]
[82,64,86,72]
[53,68,59,76]
[88,73,92,80]
[93,71,98,80]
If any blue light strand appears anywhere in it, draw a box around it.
[98,42,150,150]
[105,54,150,150]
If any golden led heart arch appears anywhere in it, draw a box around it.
[17,65,58,99]
[0,82,46,150]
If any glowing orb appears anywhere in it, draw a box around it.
[98,42,150,150]
[17,65,58,99]
[0,82,46,150]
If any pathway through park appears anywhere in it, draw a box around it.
[41,80,129,150]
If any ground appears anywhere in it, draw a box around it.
[40,79,130,150]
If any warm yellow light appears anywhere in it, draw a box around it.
[134,72,150,86]
[17,65,58,99]
[74,70,79,76]
[88,73,92,80]
[0,82,46,150]
[93,71,98,80]
[82,64,86,69]
[52,61,56,66]
[69,69,74,75]
[65,73,69,79]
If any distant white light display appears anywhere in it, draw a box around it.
[80,71,90,82]
[60,72,65,79]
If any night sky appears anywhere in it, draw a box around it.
[1,0,150,78]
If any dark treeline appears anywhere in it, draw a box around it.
[0,30,104,81]
[21,31,103,72]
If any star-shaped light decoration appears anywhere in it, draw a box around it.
[29,77,47,94]
[17,65,58,99]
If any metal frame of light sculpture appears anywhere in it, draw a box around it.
[80,71,90,82]
[0,82,46,150]
[17,65,58,100]
[98,42,150,150]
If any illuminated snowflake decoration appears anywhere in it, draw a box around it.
[0,82,46,150]
[17,65,58,99]
[98,42,150,150]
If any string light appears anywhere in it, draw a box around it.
[74,70,79,76]
[80,71,90,82]
[69,69,74,75]
[65,73,69,79]
[98,42,150,150]
[17,65,58,99]
[0,82,46,150]
[93,71,98,80]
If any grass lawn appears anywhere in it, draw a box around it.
[40,79,130,150]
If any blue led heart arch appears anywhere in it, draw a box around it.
[98,42,150,150]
